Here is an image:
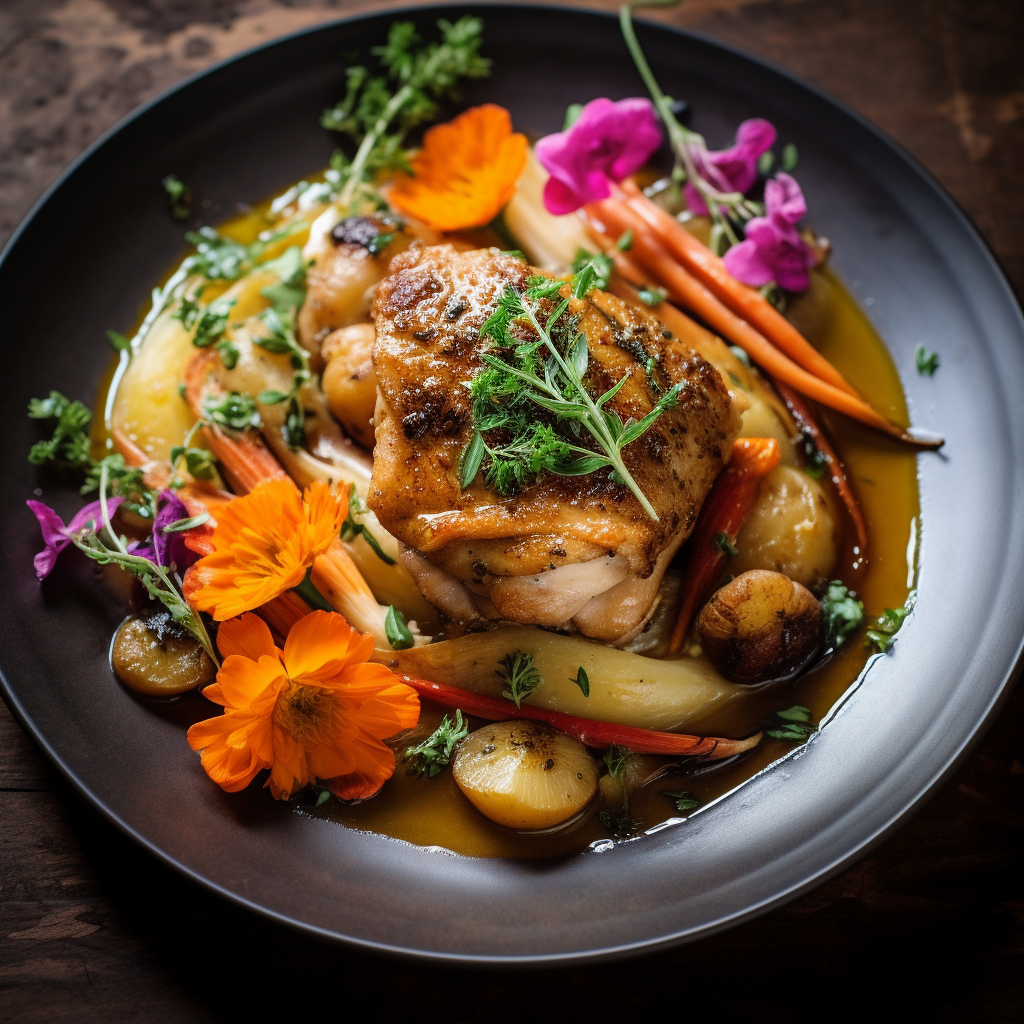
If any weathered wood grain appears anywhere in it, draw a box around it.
[1,0,1022,1019]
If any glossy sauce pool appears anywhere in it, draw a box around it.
[100,209,919,860]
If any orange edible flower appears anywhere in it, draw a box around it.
[388,103,528,232]
[184,477,345,621]
[187,611,420,800]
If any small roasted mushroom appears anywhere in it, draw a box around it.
[452,720,598,830]
[111,609,215,698]
[697,569,821,684]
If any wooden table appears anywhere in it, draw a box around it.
[2,1,1022,1019]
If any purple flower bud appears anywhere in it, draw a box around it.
[129,490,200,572]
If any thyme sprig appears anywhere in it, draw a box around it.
[464,257,681,520]
[402,710,469,777]
[322,17,491,208]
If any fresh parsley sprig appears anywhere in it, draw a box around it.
[402,710,469,777]
[28,392,157,517]
[322,17,491,208]
[464,259,681,520]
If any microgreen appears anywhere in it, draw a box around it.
[321,17,491,208]
[340,490,396,564]
[464,256,681,520]
[162,174,192,221]
[915,344,940,377]
[496,650,541,708]
[571,666,590,697]
[820,580,864,648]
[28,392,156,517]
[637,286,667,307]
[866,597,914,653]
[713,532,739,557]
[764,705,817,742]
[402,710,469,777]
[170,424,217,484]
[203,392,262,432]
[258,246,308,313]
[385,605,415,650]
[662,790,701,814]
[106,330,131,352]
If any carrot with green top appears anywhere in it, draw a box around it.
[400,674,761,759]
[618,178,856,396]
[587,201,940,450]
[668,437,782,656]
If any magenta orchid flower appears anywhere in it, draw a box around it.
[27,497,123,580]
[535,97,662,215]
[723,172,816,293]
[683,118,776,217]
[129,490,200,573]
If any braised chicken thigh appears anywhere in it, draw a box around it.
[369,245,745,643]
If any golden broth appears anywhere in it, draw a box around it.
[99,197,919,860]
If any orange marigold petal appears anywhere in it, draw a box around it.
[281,610,373,684]
[389,104,528,232]
[217,612,280,662]
[322,763,392,802]
[214,652,287,712]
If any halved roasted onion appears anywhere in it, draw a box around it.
[452,720,598,830]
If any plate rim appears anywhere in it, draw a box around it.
[2,1,1023,965]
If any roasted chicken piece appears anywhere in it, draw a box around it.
[369,245,745,644]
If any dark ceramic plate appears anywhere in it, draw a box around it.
[1,3,1022,964]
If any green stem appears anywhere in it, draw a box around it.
[293,570,335,612]
[338,84,413,208]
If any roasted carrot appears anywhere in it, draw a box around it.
[618,179,856,395]
[400,674,761,759]
[668,437,782,656]
[587,201,941,450]
[771,377,869,557]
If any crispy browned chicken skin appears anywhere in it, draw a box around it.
[369,245,743,643]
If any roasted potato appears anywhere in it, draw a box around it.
[698,570,822,684]
[321,322,378,449]
[730,465,837,588]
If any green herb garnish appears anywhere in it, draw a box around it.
[571,666,590,697]
[637,286,667,307]
[603,744,632,783]
[203,392,262,432]
[764,705,816,742]
[340,491,396,564]
[384,605,415,650]
[162,174,192,220]
[713,532,739,557]
[599,810,643,839]
[497,650,541,708]
[820,580,864,648]
[915,344,939,377]
[162,513,211,534]
[866,601,913,653]
[321,17,490,208]
[465,257,681,519]
[403,710,469,777]
[28,393,156,516]
[662,790,701,814]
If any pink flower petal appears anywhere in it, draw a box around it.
[535,97,662,215]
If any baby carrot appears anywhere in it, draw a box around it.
[617,179,857,396]
[587,202,940,449]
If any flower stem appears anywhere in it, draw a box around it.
[293,569,335,613]
[338,84,413,209]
